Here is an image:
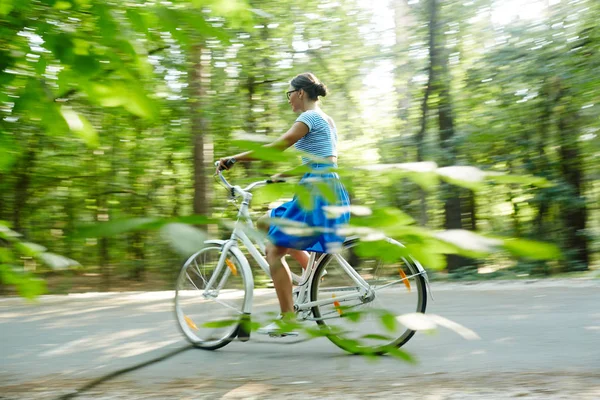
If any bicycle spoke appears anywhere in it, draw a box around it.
[310,238,427,354]
[193,259,209,286]
[185,272,202,292]
[175,246,247,350]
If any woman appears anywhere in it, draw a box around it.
[217,72,350,335]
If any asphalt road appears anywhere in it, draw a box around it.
[1,279,599,399]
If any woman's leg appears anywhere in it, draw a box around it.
[287,249,309,270]
[265,243,294,315]
[258,212,309,270]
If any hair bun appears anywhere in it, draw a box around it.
[315,82,328,97]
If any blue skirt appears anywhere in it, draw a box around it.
[267,163,350,253]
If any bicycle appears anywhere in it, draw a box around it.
[174,163,430,355]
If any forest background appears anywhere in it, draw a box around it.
[1,0,598,297]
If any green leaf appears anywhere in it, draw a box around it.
[38,252,80,269]
[0,265,46,299]
[74,217,159,238]
[360,333,394,341]
[380,312,397,332]
[433,230,502,256]
[502,238,563,260]
[404,244,447,270]
[126,9,149,34]
[314,182,338,203]
[387,347,417,364]
[0,0,14,16]
[354,240,408,263]
[253,182,295,205]
[0,133,18,172]
[157,7,190,46]
[60,107,99,148]
[83,82,157,120]
[342,311,362,322]
[54,1,72,10]
[202,319,237,328]
[229,140,289,163]
[183,13,231,43]
[15,242,46,257]
[74,216,216,239]
[160,223,207,257]
[0,224,21,240]
[295,184,314,211]
[436,166,487,191]
[352,207,415,230]
[487,173,553,188]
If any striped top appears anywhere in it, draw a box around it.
[294,110,338,164]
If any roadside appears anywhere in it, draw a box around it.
[3,371,600,399]
[3,265,599,298]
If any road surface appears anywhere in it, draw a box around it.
[1,279,599,399]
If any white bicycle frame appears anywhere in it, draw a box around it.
[209,170,375,320]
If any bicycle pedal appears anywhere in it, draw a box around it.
[268,332,299,338]
[237,314,252,342]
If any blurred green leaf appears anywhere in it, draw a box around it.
[502,238,563,260]
[15,242,46,257]
[387,347,417,364]
[487,173,553,188]
[436,166,487,191]
[380,312,397,332]
[295,184,314,211]
[60,107,99,148]
[202,319,237,328]
[0,0,14,16]
[54,1,72,11]
[253,182,295,205]
[0,133,18,172]
[360,333,394,341]
[0,265,46,299]
[83,82,157,120]
[314,182,338,204]
[75,218,159,238]
[352,207,415,230]
[434,230,502,256]
[38,253,80,270]
[160,223,207,257]
[229,140,289,163]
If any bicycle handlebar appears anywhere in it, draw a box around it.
[213,160,285,196]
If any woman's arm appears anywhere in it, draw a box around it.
[218,122,309,170]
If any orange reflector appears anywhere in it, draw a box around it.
[399,269,411,292]
[333,294,342,315]
[184,315,199,331]
[225,259,238,276]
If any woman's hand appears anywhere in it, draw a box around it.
[269,173,286,183]
[216,157,236,173]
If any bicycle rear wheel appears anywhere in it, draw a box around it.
[174,245,248,350]
[310,238,427,355]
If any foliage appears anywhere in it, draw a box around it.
[0,0,597,301]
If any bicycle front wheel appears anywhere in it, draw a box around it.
[311,238,427,355]
[174,245,248,350]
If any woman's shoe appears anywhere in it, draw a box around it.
[257,315,299,337]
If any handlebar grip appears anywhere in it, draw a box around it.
[216,158,237,171]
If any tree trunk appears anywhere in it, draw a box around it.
[190,44,213,220]
[413,0,435,227]
[556,87,589,272]
[13,147,35,235]
[429,0,469,272]
[533,82,553,239]
[129,122,146,281]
